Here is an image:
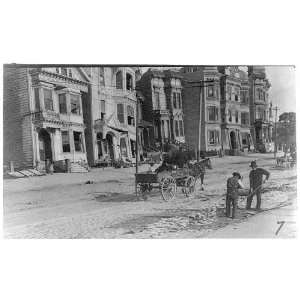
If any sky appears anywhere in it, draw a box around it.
[266,66,296,114]
[142,66,296,115]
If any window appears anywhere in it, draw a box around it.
[127,105,135,126]
[70,94,81,115]
[179,120,184,136]
[208,130,219,145]
[177,93,182,108]
[208,106,219,121]
[61,68,68,76]
[235,111,239,123]
[173,92,177,108]
[68,69,73,78]
[235,87,239,101]
[175,120,179,137]
[44,89,53,111]
[126,73,133,91]
[116,71,123,89]
[241,133,248,145]
[96,132,103,158]
[256,108,264,120]
[154,91,160,109]
[117,103,124,123]
[228,110,232,122]
[61,131,70,152]
[59,94,67,114]
[241,112,249,125]
[100,100,106,120]
[208,86,214,97]
[34,88,40,111]
[120,138,127,157]
[73,131,83,152]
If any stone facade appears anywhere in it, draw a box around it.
[3,66,89,170]
[136,69,185,152]
[181,66,272,155]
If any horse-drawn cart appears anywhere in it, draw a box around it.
[135,158,211,201]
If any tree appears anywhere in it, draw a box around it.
[276,112,296,153]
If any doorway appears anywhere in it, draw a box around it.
[106,133,114,160]
[38,129,52,170]
[230,131,237,149]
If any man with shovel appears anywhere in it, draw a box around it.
[246,161,270,210]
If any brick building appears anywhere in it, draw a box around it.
[136,69,185,152]
[3,66,90,171]
[181,66,221,155]
[82,67,139,165]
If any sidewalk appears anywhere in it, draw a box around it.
[205,204,297,238]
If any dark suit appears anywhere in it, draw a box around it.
[246,168,270,209]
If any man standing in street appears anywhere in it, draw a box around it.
[246,161,270,210]
[226,172,243,219]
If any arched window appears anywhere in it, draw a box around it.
[126,73,133,91]
[116,71,123,89]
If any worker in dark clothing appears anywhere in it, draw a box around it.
[246,161,270,210]
[226,172,243,219]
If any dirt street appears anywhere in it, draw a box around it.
[3,153,297,238]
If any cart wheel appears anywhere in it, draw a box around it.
[160,176,176,201]
[136,183,149,200]
[183,176,196,198]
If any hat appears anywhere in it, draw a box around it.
[250,160,257,168]
[232,172,241,179]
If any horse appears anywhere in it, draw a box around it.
[155,150,212,191]
[188,158,212,190]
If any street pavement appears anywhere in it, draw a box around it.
[2,153,297,238]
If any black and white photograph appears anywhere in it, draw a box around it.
[1,1,299,300]
[2,65,297,238]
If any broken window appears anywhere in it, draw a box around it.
[126,73,133,91]
[61,131,70,152]
[70,94,81,115]
[116,71,123,89]
[59,94,67,114]
[44,88,53,111]
[127,105,135,126]
[117,103,125,123]
[73,131,83,152]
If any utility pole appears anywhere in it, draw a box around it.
[273,105,279,158]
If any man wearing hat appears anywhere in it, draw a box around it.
[246,161,270,210]
[226,172,243,218]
